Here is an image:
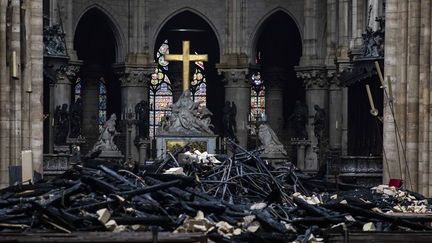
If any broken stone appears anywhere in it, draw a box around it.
[363,222,376,231]
[96,208,111,224]
[105,219,117,231]
[250,202,267,210]
[164,167,185,175]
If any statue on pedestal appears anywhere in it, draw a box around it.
[258,123,287,157]
[90,114,120,153]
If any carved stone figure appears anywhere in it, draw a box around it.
[222,101,237,138]
[54,104,69,144]
[91,114,120,152]
[258,123,287,156]
[135,100,150,139]
[159,91,214,135]
[69,98,83,138]
[313,105,326,145]
[288,100,308,139]
[43,24,67,56]
[362,16,385,58]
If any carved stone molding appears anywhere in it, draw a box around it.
[115,66,154,88]
[43,24,67,57]
[219,69,249,88]
[295,67,328,89]
[56,64,80,84]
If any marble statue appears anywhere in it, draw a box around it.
[258,123,287,156]
[159,91,214,135]
[90,114,120,153]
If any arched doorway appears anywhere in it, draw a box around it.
[153,11,223,134]
[253,11,303,158]
[74,8,121,154]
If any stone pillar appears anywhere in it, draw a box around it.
[327,72,342,152]
[263,68,286,136]
[218,69,250,148]
[114,63,154,164]
[53,62,80,111]
[296,67,329,173]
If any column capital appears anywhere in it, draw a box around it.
[113,63,156,88]
[295,66,329,89]
[218,68,250,88]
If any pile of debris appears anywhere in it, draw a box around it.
[1,141,432,242]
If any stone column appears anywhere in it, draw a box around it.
[296,67,329,173]
[327,72,342,152]
[80,64,104,154]
[53,62,80,111]
[263,67,286,136]
[114,63,154,164]
[218,68,250,148]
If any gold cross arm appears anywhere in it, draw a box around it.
[164,41,208,91]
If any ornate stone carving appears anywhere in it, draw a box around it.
[43,24,67,56]
[56,64,80,83]
[90,114,121,153]
[296,68,328,89]
[258,123,287,157]
[220,69,248,86]
[117,69,149,87]
[159,91,214,135]
[362,16,385,58]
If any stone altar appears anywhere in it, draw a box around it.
[155,91,217,158]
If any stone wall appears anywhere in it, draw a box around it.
[0,0,43,187]
[384,0,432,196]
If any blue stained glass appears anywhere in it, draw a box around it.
[74,78,82,102]
[149,40,174,138]
[98,80,107,131]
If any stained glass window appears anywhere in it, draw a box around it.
[250,72,265,123]
[190,59,206,107]
[149,40,173,138]
[98,77,107,132]
[74,77,82,102]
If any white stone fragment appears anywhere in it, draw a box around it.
[363,222,376,231]
[250,202,267,210]
[96,208,111,224]
[164,167,184,175]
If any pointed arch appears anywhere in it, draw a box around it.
[73,4,126,62]
[151,7,222,58]
[249,7,303,63]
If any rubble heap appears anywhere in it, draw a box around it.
[1,141,432,242]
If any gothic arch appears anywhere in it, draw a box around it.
[151,7,222,58]
[249,7,303,63]
[73,4,126,62]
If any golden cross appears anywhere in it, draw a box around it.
[164,41,208,91]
